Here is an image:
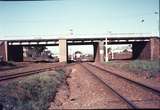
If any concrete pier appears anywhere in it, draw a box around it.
[94,41,104,63]
[59,39,68,62]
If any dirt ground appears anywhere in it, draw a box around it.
[49,64,131,109]
[1,61,159,109]
[49,62,160,109]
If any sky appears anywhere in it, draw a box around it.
[0,0,159,39]
[0,0,159,55]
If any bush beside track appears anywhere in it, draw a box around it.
[0,69,65,110]
[105,60,160,78]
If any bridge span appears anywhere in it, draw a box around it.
[0,34,159,62]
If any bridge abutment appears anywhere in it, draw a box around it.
[0,41,8,61]
[150,37,160,60]
[132,38,160,60]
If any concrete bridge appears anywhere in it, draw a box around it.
[0,34,159,62]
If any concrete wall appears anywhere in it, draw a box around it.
[8,45,23,62]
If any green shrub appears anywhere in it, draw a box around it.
[128,60,160,76]
[0,70,65,110]
[105,60,160,77]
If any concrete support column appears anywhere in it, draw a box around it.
[0,41,8,61]
[59,39,68,62]
[99,41,104,63]
[94,41,104,63]
[93,42,98,62]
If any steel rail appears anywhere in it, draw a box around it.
[80,63,137,109]
[87,63,160,97]
[0,65,65,82]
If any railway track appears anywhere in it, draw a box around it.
[0,64,65,82]
[80,63,137,109]
[87,63,160,96]
[80,63,160,109]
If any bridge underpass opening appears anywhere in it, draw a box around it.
[106,44,133,61]
[67,45,94,63]
[23,46,59,62]
[7,45,59,62]
[8,45,23,62]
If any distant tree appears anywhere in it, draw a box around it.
[107,47,112,53]
[25,46,47,57]
[74,51,82,61]
[34,46,47,56]
[123,49,128,52]
[75,51,82,54]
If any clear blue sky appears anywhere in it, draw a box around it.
[0,0,159,38]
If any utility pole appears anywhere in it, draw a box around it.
[154,11,159,37]
[69,29,74,36]
[105,37,108,62]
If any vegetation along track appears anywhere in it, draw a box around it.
[0,64,66,82]
[80,63,160,109]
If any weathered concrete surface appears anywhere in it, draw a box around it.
[94,41,104,63]
[132,38,160,60]
[0,41,8,61]
[59,39,68,62]
[93,43,98,62]
[150,37,160,60]
[99,41,105,62]
[132,41,150,59]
